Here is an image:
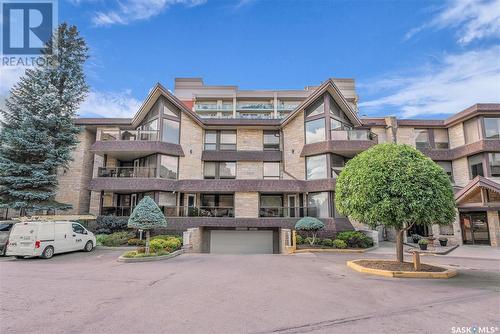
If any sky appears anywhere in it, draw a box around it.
[1,0,499,119]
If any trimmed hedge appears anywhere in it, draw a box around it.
[336,231,373,248]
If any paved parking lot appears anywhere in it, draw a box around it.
[1,249,499,334]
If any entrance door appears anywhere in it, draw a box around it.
[186,194,196,216]
[288,195,296,218]
[460,212,490,245]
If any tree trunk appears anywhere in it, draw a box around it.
[396,229,404,262]
[145,230,150,255]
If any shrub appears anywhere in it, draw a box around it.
[411,234,422,243]
[123,251,138,258]
[164,238,182,252]
[295,217,325,245]
[96,234,107,246]
[127,238,145,246]
[332,239,347,249]
[314,238,322,245]
[101,231,134,247]
[304,237,314,245]
[418,238,428,245]
[94,216,129,234]
[149,239,168,253]
[321,238,333,247]
[336,231,373,248]
[295,234,303,245]
[151,234,182,243]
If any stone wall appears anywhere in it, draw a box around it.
[234,192,259,218]
[237,129,263,151]
[282,110,305,180]
[179,113,203,179]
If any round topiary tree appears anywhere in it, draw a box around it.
[295,217,325,246]
[335,143,456,262]
[128,196,167,254]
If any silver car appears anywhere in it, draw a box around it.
[0,221,15,256]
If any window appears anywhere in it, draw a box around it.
[331,154,345,178]
[468,154,484,178]
[263,162,280,179]
[434,129,449,149]
[489,153,500,177]
[439,224,454,236]
[437,161,454,183]
[139,119,158,140]
[464,118,480,144]
[203,162,236,179]
[204,130,236,150]
[72,223,85,234]
[305,118,325,144]
[306,154,328,180]
[159,192,176,207]
[415,129,430,149]
[307,192,329,218]
[159,155,178,179]
[163,102,179,117]
[162,119,179,144]
[484,118,500,139]
[200,194,234,217]
[263,131,280,150]
[306,99,324,117]
[260,195,283,207]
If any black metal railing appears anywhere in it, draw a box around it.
[259,206,318,218]
[97,167,157,178]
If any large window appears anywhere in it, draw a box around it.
[260,195,283,207]
[305,118,325,144]
[468,154,484,178]
[263,130,280,150]
[307,192,329,218]
[162,119,179,144]
[489,153,500,177]
[484,118,500,139]
[331,154,345,178]
[159,155,178,179]
[464,118,480,144]
[306,99,324,117]
[200,194,234,217]
[203,162,236,179]
[204,130,237,150]
[436,161,454,183]
[415,129,430,149]
[263,162,280,179]
[306,154,328,180]
[434,128,449,149]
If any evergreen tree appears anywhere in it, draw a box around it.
[0,23,89,214]
[128,197,168,254]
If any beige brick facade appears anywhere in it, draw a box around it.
[487,211,500,247]
[237,161,263,179]
[371,127,388,144]
[237,129,263,150]
[234,192,259,218]
[179,113,203,179]
[452,157,470,187]
[396,127,415,146]
[282,110,305,180]
[448,123,465,149]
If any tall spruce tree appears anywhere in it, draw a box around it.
[0,23,89,214]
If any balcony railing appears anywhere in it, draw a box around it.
[101,206,234,217]
[99,129,159,141]
[330,130,378,142]
[195,104,233,111]
[277,104,300,110]
[101,206,132,216]
[236,113,275,119]
[97,167,157,178]
[237,103,274,111]
[259,207,318,218]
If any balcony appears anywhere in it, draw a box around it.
[101,206,132,216]
[259,206,317,218]
[277,104,300,111]
[195,104,233,112]
[101,205,234,217]
[236,112,275,119]
[301,130,378,158]
[237,103,274,111]
[99,129,159,141]
[330,129,378,141]
[97,167,157,178]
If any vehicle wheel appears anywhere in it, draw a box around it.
[15,256,24,259]
[41,246,54,259]
[84,241,94,252]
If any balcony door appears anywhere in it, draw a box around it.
[287,195,297,218]
[460,212,490,245]
[185,194,196,216]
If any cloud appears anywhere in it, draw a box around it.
[91,0,207,26]
[359,46,500,118]
[78,90,142,118]
[405,0,500,45]
[0,66,26,96]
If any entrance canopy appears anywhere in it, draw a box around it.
[455,176,500,210]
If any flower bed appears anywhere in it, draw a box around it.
[296,231,373,250]
[121,236,182,259]
[96,232,182,248]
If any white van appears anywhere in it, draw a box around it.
[6,221,96,259]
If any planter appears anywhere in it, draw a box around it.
[439,239,448,247]
[419,244,428,251]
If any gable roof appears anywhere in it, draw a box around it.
[281,79,362,127]
[455,176,500,204]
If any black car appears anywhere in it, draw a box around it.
[0,221,15,256]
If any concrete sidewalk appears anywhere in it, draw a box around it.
[368,241,500,260]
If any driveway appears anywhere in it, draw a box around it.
[1,249,499,334]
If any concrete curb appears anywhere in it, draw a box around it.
[294,246,377,254]
[117,249,183,263]
[346,259,458,279]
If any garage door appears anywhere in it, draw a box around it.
[210,230,273,254]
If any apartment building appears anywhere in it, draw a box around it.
[29,78,500,252]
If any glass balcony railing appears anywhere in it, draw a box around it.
[195,104,233,111]
[99,129,159,141]
[97,167,157,178]
[277,104,300,110]
[259,207,318,218]
[330,129,378,142]
[236,113,275,119]
[237,103,274,111]
[101,205,235,217]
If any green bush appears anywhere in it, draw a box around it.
[127,238,145,246]
[336,231,373,248]
[123,251,138,258]
[149,239,168,253]
[332,239,347,249]
[151,234,182,243]
[164,238,182,252]
[321,238,333,247]
[94,216,129,234]
[418,238,428,245]
[96,234,107,246]
[304,237,313,245]
[295,234,303,245]
[101,231,134,247]
[314,238,322,245]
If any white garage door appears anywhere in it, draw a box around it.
[210,230,273,254]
